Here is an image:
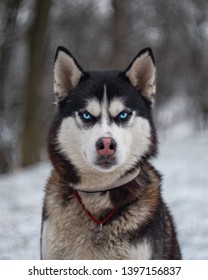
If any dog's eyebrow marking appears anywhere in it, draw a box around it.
[109,98,125,117]
[85,99,101,117]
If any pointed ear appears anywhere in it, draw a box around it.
[53,46,83,101]
[125,48,156,103]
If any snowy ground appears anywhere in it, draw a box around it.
[0,131,208,259]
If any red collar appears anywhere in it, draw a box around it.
[73,190,116,226]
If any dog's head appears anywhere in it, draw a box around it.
[48,46,157,190]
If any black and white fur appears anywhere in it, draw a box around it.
[41,46,181,259]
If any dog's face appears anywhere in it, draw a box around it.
[49,47,157,187]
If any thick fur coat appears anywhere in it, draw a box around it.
[41,47,181,260]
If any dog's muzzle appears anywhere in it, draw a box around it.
[95,137,117,168]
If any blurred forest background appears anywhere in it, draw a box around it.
[0,0,208,174]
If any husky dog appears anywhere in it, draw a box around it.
[41,46,181,260]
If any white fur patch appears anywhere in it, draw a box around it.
[130,239,152,259]
[85,99,101,117]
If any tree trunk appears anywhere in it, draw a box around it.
[0,0,21,173]
[20,0,52,167]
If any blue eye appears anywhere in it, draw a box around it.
[82,112,91,120]
[79,111,95,123]
[119,112,128,119]
[117,111,132,122]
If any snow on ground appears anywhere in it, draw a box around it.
[154,131,208,259]
[0,131,208,259]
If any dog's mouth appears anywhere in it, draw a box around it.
[95,155,117,170]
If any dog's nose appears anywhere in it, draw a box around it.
[96,137,117,156]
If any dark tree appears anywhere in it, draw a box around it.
[20,0,52,167]
[0,0,21,173]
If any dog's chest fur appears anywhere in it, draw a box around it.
[42,201,152,260]
[41,165,160,260]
